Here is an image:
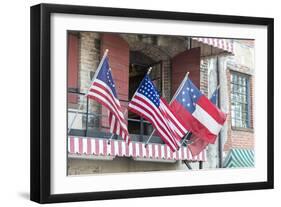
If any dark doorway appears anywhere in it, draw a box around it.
[128,51,162,140]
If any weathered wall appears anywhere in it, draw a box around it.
[206,57,220,168]
[68,158,199,175]
[224,40,255,152]
[199,56,228,168]
[79,32,101,128]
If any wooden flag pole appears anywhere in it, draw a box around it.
[147,67,153,75]
[171,72,189,103]
[144,72,189,148]
[129,66,153,103]
[68,49,109,134]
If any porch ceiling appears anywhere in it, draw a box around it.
[120,34,234,59]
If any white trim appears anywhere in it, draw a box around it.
[51,13,267,195]
[82,138,87,154]
[74,137,79,153]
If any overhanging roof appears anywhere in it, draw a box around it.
[192,37,234,56]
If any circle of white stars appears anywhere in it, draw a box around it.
[106,68,115,88]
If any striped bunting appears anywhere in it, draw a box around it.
[68,136,207,162]
[192,37,234,54]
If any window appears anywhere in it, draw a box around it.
[230,72,251,128]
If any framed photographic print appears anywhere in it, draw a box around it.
[30,3,274,203]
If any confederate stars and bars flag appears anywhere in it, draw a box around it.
[86,52,130,144]
[128,74,188,152]
[188,87,222,156]
[170,75,227,150]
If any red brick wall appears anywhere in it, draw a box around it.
[100,34,129,128]
[171,47,201,95]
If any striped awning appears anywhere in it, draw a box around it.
[223,148,254,168]
[68,136,207,162]
[192,37,234,54]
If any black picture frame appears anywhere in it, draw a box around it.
[30,3,274,204]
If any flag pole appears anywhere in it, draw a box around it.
[144,72,189,148]
[147,67,153,75]
[68,49,109,134]
[171,72,189,103]
[179,131,191,146]
[86,49,109,95]
[129,66,153,102]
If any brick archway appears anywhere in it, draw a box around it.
[122,39,172,100]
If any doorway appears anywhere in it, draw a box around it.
[128,51,162,140]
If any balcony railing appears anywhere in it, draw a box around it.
[67,90,165,144]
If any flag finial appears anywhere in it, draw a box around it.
[147,67,153,75]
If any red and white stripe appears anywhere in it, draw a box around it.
[128,93,180,152]
[192,95,227,144]
[68,136,207,161]
[87,79,130,144]
[159,98,188,142]
[192,37,234,54]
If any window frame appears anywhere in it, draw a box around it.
[230,71,252,129]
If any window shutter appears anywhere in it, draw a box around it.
[67,33,79,103]
[100,34,129,129]
[171,47,201,95]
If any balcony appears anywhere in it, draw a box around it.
[67,91,206,162]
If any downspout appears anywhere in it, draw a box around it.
[216,56,223,168]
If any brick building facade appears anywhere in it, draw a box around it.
[67,32,255,174]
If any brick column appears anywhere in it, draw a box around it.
[79,32,101,127]
[162,59,171,100]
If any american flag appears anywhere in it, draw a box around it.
[128,75,187,152]
[86,56,130,144]
[159,98,188,142]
